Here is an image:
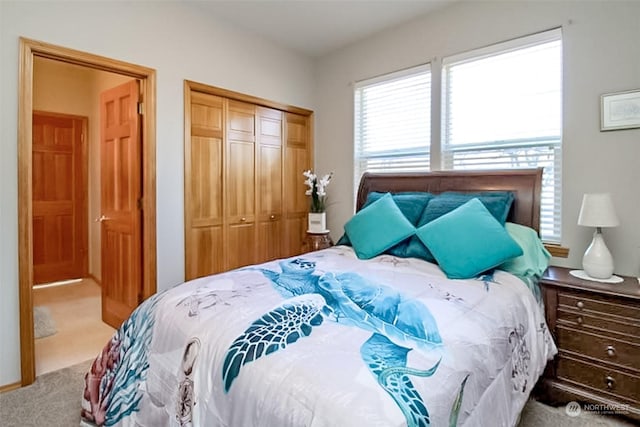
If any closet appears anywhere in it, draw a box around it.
[184,81,313,280]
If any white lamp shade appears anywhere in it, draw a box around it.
[577,193,619,228]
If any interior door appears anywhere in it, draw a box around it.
[100,80,142,328]
[284,112,311,257]
[32,112,87,284]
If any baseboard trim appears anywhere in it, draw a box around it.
[0,381,21,394]
[88,273,102,287]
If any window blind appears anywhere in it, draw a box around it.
[442,29,562,242]
[354,65,431,188]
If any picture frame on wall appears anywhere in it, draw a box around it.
[600,89,640,131]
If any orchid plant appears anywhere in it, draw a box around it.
[303,170,333,213]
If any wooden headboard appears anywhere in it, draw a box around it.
[356,169,543,233]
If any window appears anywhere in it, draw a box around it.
[353,65,431,188]
[442,29,563,242]
[352,30,562,242]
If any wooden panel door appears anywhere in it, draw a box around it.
[32,112,87,284]
[185,92,225,279]
[284,112,311,257]
[225,100,257,270]
[100,80,142,328]
[256,107,283,263]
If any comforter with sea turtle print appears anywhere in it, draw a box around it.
[81,246,557,427]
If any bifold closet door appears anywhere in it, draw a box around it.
[256,106,284,263]
[225,100,257,270]
[185,81,313,280]
[185,92,224,280]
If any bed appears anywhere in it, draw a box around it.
[81,169,557,427]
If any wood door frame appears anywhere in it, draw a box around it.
[32,110,89,283]
[18,37,157,386]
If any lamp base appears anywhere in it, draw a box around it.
[569,269,623,284]
[582,229,614,279]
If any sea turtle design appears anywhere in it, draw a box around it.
[222,258,446,427]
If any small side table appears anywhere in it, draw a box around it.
[305,231,333,252]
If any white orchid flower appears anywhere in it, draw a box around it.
[319,173,332,188]
[302,170,334,212]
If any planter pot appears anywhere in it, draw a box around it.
[307,212,328,233]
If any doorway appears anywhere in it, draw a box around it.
[18,38,157,386]
[30,60,133,375]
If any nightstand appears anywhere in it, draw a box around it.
[304,231,333,252]
[536,266,640,421]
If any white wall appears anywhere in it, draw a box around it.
[315,1,640,277]
[0,1,314,386]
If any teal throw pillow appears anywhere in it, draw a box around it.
[363,192,434,224]
[415,198,523,279]
[344,193,416,260]
[498,222,551,279]
[337,192,432,256]
[405,191,515,263]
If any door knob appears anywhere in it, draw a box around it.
[95,215,110,222]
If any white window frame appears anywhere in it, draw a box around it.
[353,64,431,198]
[441,28,563,242]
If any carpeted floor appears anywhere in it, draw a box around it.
[0,359,91,427]
[0,360,636,426]
[518,399,637,427]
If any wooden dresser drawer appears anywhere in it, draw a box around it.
[557,356,640,405]
[557,326,640,372]
[557,308,640,341]
[558,291,640,321]
[538,267,640,421]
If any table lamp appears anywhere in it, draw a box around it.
[576,193,619,280]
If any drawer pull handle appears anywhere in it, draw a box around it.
[576,316,583,325]
[270,215,276,220]
[240,217,246,222]
[606,346,616,357]
[576,301,584,309]
[605,376,615,389]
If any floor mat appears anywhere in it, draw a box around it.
[34,305,57,339]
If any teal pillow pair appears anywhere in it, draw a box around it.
[415,198,523,279]
[344,193,522,279]
[405,191,515,262]
[344,193,416,259]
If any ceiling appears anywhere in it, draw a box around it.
[191,0,454,57]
